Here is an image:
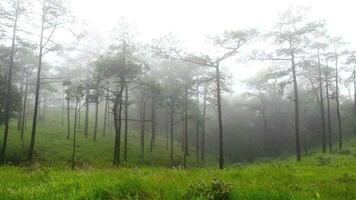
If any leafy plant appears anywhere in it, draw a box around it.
[183,177,233,200]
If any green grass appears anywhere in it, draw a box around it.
[1,150,356,199]
[1,109,356,199]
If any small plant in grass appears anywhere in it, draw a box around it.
[337,173,355,184]
[182,177,233,200]
[316,155,331,166]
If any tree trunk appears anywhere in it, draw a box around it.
[215,61,224,169]
[195,82,200,164]
[112,84,124,166]
[103,91,109,136]
[170,100,174,161]
[140,100,146,162]
[183,87,188,168]
[1,0,20,163]
[354,66,356,135]
[124,85,128,161]
[28,5,45,163]
[317,49,327,153]
[84,89,89,138]
[291,50,301,162]
[93,96,99,141]
[21,73,29,140]
[71,101,79,170]
[116,89,123,165]
[335,56,343,149]
[66,97,71,140]
[150,96,156,152]
[17,74,24,130]
[325,73,332,153]
[201,84,207,164]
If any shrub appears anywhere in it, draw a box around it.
[182,177,233,200]
[316,155,331,166]
[337,173,355,184]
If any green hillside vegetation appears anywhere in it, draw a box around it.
[1,140,356,199]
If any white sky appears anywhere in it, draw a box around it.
[69,0,356,94]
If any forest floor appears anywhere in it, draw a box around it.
[1,112,356,199]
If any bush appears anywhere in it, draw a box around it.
[316,155,331,166]
[337,173,355,184]
[182,177,233,200]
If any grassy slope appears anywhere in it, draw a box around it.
[1,110,356,199]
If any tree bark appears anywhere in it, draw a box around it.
[317,49,327,153]
[325,73,332,153]
[170,99,174,161]
[335,56,343,149]
[20,73,29,140]
[291,49,301,162]
[140,100,146,162]
[354,66,356,135]
[66,97,70,140]
[28,4,46,163]
[84,89,89,138]
[215,61,224,169]
[103,91,108,136]
[150,95,156,152]
[201,84,207,164]
[124,85,128,161]
[183,87,189,168]
[195,82,200,163]
[93,96,99,141]
[71,101,79,170]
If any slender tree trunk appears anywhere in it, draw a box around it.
[93,97,99,141]
[17,74,24,130]
[150,96,156,152]
[335,56,343,149]
[325,73,332,153]
[317,49,327,153]
[353,66,356,135]
[170,100,174,161]
[140,100,146,162]
[195,82,200,163]
[166,113,169,150]
[291,50,301,162]
[113,97,119,166]
[62,87,64,126]
[201,84,207,164]
[103,91,108,136]
[183,87,188,168]
[116,89,123,165]
[20,73,29,140]
[124,85,128,161]
[66,97,70,140]
[215,61,224,169]
[28,5,45,163]
[71,102,79,170]
[84,89,89,138]
[1,0,20,163]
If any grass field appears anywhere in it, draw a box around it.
[1,110,356,199]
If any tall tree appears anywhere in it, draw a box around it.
[0,0,23,163]
[28,0,71,163]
